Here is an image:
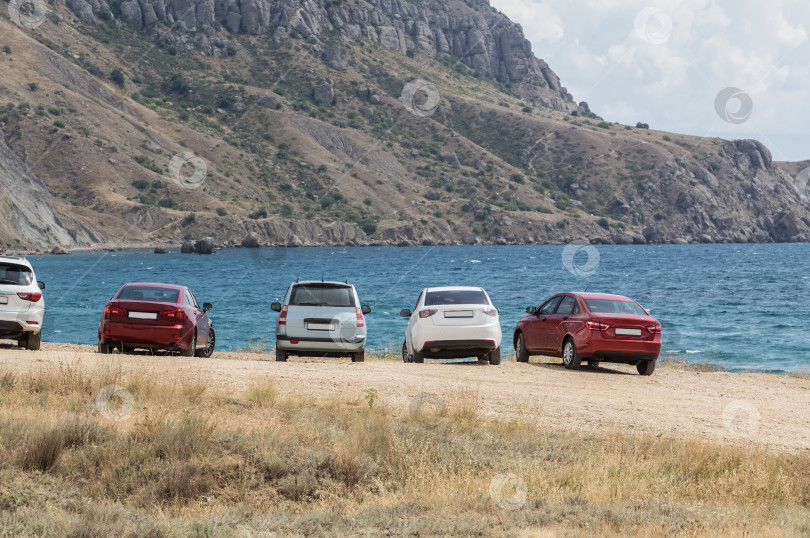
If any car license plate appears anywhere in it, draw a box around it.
[307,323,334,331]
[0,296,7,305]
[444,310,473,318]
[615,328,642,336]
[129,311,157,320]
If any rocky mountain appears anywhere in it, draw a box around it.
[0,0,807,250]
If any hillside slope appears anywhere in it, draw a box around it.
[0,0,808,250]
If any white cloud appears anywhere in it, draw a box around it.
[491,0,810,160]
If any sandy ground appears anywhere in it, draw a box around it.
[2,343,809,453]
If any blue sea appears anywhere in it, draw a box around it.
[25,243,810,373]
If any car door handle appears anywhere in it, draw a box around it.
[562,316,569,320]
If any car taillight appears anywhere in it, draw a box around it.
[278,305,288,325]
[355,308,365,327]
[160,310,185,320]
[419,309,438,318]
[17,292,42,302]
[586,321,609,331]
[104,305,124,319]
[480,307,497,317]
[648,325,662,334]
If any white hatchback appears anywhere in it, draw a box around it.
[0,256,45,350]
[400,286,502,364]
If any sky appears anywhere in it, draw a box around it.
[490,0,809,162]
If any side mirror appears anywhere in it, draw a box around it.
[270,302,282,312]
[399,308,412,318]
[526,306,537,315]
[361,305,371,315]
[37,281,46,290]
[202,302,213,313]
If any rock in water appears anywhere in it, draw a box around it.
[242,235,260,248]
[180,240,196,253]
[51,246,71,255]
[153,247,168,254]
[196,237,216,254]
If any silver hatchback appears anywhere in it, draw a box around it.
[271,280,371,362]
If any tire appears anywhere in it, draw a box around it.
[515,333,529,363]
[196,328,215,358]
[351,351,365,362]
[413,350,425,364]
[637,360,656,376]
[17,336,27,348]
[562,339,581,370]
[488,346,501,365]
[180,331,196,357]
[25,331,41,351]
[98,340,113,354]
[588,361,601,369]
[402,341,410,363]
[276,350,288,362]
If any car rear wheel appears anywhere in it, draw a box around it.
[413,349,425,363]
[25,332,41,351]
[401,341,411,363]
[562,339,581,370]
[98,340,113,354]
[488,346,501,365]
[637,360,656,376]
[276,350,288,362]
[351,351,364,362]
[180,331,196,357]
[197,328,215,358]
[515,333,529,363]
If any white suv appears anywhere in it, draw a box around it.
[0,256,45,350]
[400,286,502,364]
[271,279,371,362]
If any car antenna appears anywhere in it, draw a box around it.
[584,285,590,292]
[321,273,324,282]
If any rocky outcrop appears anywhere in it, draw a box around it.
[0,131,94,250]
[101,0,582,113]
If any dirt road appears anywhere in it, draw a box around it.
[2,343,809,452]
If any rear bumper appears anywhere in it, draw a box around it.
[578,334,661,363]
[420,339,498,359]
[276,334,365,354]
[100,321,194,350]
[0,317,42,338]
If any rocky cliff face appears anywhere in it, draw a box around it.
[71,0,581,112]
[0,132,96,250]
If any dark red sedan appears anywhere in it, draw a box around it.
[98,283,215,357]
[513,292,661,375]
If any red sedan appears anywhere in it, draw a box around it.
[98,283,215,357]
[513,292,661,375]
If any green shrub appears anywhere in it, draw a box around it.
[131,179,149,190]
[215,207,227,216]
[27,82,38,91]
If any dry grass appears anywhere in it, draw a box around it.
[1,359,809,537]
[658,353,724,372]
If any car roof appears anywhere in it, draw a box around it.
[119,282,186,291]
[0,255,31,266]
[424,286,485,292]
[293,280,353,287]
[569,292,634,301]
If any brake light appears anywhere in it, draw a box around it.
[159,309,185,320]
[355,308,365,327]
[480,307,497,317]
[17,293,42,302]
[586,321,609,331]
[648,325,662,334]
[419,309,438,318]
[104,305,124,319]
[278,305,288,325]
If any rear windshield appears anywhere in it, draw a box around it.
[290,285,355,307]
[0,263,33,286]
[425,289,489,306]
[118,286,180,303]
[585,299,647,315]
